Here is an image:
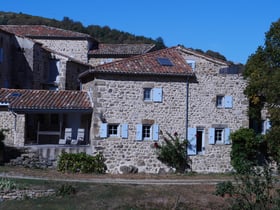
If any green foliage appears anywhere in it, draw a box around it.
[216,166,280,210]
[156,133,191,173]
[0,178,17,191]
[56,183,76,197]
[244,18,280,164]
[57,152,107,174]
[215,181,234,197]
[230,128,268,173]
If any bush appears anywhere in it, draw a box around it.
[57,152,107,174]
[0,178,17,192]
[215,181,234,197]
[56,183,76,197]
[230,128,268,173]
[156,132,191,173]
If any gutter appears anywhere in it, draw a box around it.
[186,78,189,141]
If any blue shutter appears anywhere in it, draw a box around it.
[152,124,159,141]
[224,128,231,144]
[136,124,143,141]
[121,124,128,139]
[209,128,215,144]
[187,128,197,155]
[266,120,271,131]
[224,96,233,108]
[153,88,163,102]
[100,123,108,138]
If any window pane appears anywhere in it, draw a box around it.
[215,129,223,142]
[144,88,152,101]
[108,124,119,136]
[216,96,224,107]
[142,125,151,139]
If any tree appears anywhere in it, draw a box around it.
[244,18,280,164]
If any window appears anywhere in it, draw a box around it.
[216,95,233,108]
[136,124,159,141]
[186,60,195,71]
[157,57,173,66]
[100,123,128,138]
[262,119,271,134]
[143,88,152,101]
[209,128,230,145]
[0,48,3,63]
[108,124,119,137]
[143,88,163,102]
[142,125,152,140]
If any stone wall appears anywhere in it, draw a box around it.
[83,74,188,173]
[35,39,89,63]
[0,111,25,147]
[181,48,249,172]
[190,145,233,173]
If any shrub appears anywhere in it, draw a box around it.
[57,152,107,174]
[215,181,234,197]
[230,128,268,173]
[156,132,191,173]
[56,183,76,197]
[0,178,17,192]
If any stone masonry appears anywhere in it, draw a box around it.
[83,74,188,174]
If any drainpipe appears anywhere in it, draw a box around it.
[186,77,189,140]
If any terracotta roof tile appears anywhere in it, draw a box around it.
[80,47,194,78]
[0,89,92,111]
[0,25,92,39]
[89,44,155,56]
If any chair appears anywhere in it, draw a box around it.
[71,128,85,145]
[62,128,72,144]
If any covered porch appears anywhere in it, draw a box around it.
[25,111,92,145]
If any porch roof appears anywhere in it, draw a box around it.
[0,89,93,112]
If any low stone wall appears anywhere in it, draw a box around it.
[0,189,55,201]
[190,145,233,173]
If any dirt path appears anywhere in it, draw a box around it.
[0,166,232,185]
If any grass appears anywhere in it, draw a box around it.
[0,166,231,209]
[0,178,229,210]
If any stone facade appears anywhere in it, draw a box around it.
[83,74,188,174]
[180,47,249,172]
[0,111,25,147]
[81,48,249,174]
[34,39,90,63]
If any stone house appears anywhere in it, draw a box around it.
[0,25,156,91]
[178,46,249,172]
[79,46,249,174]
[0,25,92,90]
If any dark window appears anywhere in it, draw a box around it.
[157,57,173,66]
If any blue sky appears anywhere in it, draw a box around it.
[1,0,280,64]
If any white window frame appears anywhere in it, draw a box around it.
[209,127,231,145]
[108,124,120,137]
[142,124,152,140]
[100,123,128,139]
[186,60,195,71]
[136,124,159,141]
[143,87,163,102]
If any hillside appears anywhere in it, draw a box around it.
[0,11,233,62]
